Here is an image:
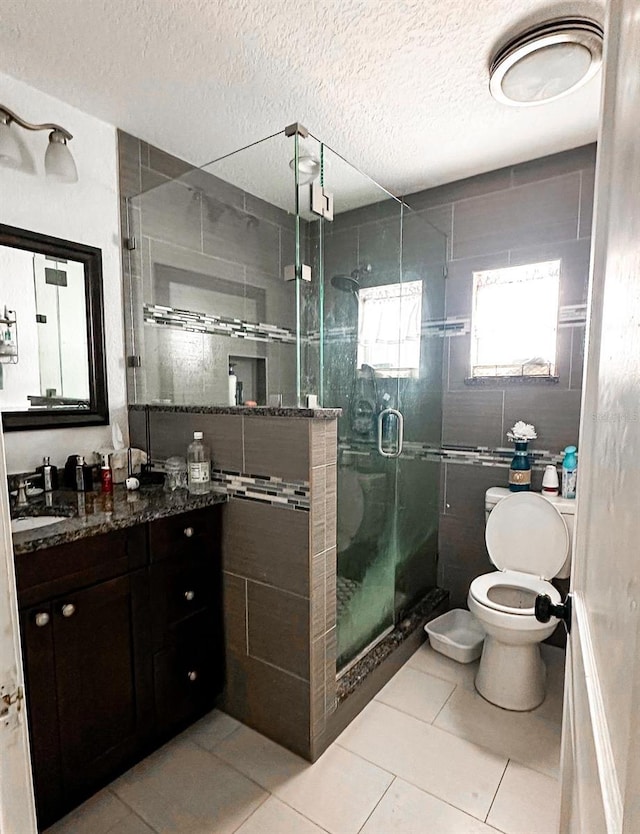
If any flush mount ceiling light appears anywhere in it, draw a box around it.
[0,103,78,182]
[489,17,603,106]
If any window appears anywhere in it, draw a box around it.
[470,260,560,378]
[357,280,422,377]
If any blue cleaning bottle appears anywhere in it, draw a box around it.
[561,446,578,499]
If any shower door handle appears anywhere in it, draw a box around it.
[377,408,404,458]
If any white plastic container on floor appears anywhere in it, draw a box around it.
[424,609,486,664]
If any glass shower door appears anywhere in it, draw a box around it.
[316,147,406,669]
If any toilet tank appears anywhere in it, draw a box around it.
[485,486,575,579]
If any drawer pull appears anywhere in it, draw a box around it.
[184,590,195,602]
[35,612,50,628]
[61,603,76,618]
[187,670,198,682]
[183,526,195,538]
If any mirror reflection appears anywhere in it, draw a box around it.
[0,244,90,411]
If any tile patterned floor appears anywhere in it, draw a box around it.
[46,642,564,834]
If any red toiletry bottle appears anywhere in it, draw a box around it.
[100,453,113,494]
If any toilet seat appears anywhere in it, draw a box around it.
[469,570,560,616]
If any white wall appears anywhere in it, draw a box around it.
[0,71,128,472]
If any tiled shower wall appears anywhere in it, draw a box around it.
[129,407,337,759]
[402,144,596,607]
[117,131,302,406]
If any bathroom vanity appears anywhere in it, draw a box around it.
[12,487,226,828]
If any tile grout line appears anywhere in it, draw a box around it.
[207,748,334,834]
[430,680,458,725]
[355,775,396,834]
[333,739,504,829]
[229,791,271,834]
[104,785,159,834]
[483,757,510,825]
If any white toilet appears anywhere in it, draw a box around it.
[467,487,575,711]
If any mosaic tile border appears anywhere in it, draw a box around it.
[144,303,297,344]
[151,460,310,511]
[143,302,586,351]
[211,469,310,511]
[339,440,566,468]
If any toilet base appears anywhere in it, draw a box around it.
[475,636,546,711]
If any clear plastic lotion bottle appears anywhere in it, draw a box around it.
[187,431,211,495]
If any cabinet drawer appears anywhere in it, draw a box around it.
[154,615,223,733]
[151,558,220,646]
[17,525,147,608]
[148,507,220,564]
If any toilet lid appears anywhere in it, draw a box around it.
[485,492,569,579]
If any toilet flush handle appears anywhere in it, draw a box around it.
[535,593,572,634]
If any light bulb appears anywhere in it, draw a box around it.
[0,116,21,169]
[44,130,78,183]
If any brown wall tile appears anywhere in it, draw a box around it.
[247,581,310,680]
[223,572,247,655]
[222,500,310,597]
[442,390,504,447]
[452,173,581,260]
[128,408,147,452]
[148,410,243,471]
[223,652,311,758]
[503,388,581,452]
[244,416,310,481]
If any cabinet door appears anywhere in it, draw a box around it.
[154,613,224,736]
[20,603,63,829]
[52,573,149,802]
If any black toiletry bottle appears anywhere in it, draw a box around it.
[36,456,58,491]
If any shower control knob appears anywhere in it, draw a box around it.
[535,593,572,633]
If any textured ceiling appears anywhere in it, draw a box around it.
[0,0,605,201]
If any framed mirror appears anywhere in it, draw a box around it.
[0,224,108,431]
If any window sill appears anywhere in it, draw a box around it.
[464,375,560,386]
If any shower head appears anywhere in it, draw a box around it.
[331,274,360,294]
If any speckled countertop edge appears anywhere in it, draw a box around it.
[129,404,341,419]
[12,485,227,556]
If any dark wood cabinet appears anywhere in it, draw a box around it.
[17,504,223,830]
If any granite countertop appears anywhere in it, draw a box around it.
[129,403,342,420]
[11,485,228,556]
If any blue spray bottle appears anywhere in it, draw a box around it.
[561,446,578,499]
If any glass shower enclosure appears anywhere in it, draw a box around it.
[124,124,446,671]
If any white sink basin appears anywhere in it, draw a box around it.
[11,516,68,534]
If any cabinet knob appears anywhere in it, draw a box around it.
[183,526,195,538]
[184,590,195,602]
[35,612,50,628]
[61,603,76,618]
[187,670,198,682]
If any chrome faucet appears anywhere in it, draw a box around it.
[14,474,40,508]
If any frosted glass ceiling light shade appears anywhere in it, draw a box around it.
[45,130,78,183]
[489,17,603,106]
[0,103,77,182]
[0,114,21,169]
[289,153,320,185]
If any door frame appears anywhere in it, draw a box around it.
[0,416,37,833]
